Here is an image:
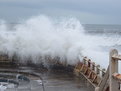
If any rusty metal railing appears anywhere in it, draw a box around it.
[74,49,121,91]
[74,57,106,88]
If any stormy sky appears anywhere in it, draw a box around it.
[0,0,121,24]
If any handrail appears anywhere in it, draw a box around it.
[112,55,121,60]
[75,49,121,91]
[74,56,106,88]
[83,57,106,75]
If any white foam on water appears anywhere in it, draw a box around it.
[0,15,120,69]
[0,85,7,91]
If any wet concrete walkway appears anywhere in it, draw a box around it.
[41,71,94,91]
[0,66,94,91]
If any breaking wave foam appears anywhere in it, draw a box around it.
[0,15,85,64]
[0,15,120,68]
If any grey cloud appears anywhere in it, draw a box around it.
[0,0,121,24]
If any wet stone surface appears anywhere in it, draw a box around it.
[42,71,94,91]
[0,66,94,91]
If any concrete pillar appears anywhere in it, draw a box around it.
[95,87,100,91]
[109,49,119,91]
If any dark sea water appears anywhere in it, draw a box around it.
[83,24,121,52]
[83,24,121,34]
[83,24,121,73]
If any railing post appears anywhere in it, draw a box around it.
[92,62,95,71]
[96,65,100,75]
[102,69,105,77]
[109,49,118,91]
[88,60,91,68]
[95,87,99,91]
[83,58,86,65]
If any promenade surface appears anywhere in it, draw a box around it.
[0,66,94,91]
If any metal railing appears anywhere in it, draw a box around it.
[74,49,121,91]
[74,57,106,88]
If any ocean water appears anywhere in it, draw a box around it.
[83,24,121,72]
[0,15,121,71]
